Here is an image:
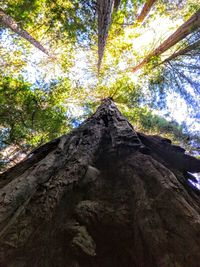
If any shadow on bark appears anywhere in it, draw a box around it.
[0,98,200,267]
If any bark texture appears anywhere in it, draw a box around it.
[132,10,200,72]
[136,0,156,23]
[97,0,114,72]
[0,98,200,267]
[0,9,49,55]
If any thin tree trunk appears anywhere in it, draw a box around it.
[114,0,121,11]
[136,0,156,23]
[0,98,200,267]
[97,0,114,72]
[162,39,200,63]
[0,9,49,55]
[132,10,200,72]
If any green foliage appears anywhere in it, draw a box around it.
[120,105,186,142]
[0,75,71,148]
[2,0,96,43]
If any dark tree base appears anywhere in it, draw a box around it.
[0,99,200,267]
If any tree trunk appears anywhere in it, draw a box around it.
[0,98,200,267]
[162,39,200,63]
[136,0,156,23]
[114,0,121,11]
[132,10,200,72]
[0,9,49,55]
[97,0,114,72]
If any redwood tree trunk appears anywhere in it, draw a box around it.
[136,0,156,23]
[0,98,200,267]
[162,39,200,63]
[132,10,200,72]
[97,0,114,72]
[0,9,49,55]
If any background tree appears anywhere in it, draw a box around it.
[0,8,49,55]
[132,10,200,72]
[136,0,157,23]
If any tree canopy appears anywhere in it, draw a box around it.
[0,0,200,171]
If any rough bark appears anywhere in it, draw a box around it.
[0,98,200,267]
[132,10,200,72]
[136,0,156,23]
[97,0,114,72]
[0,9,49,55]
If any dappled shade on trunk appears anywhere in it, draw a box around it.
[0,98,200,267]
